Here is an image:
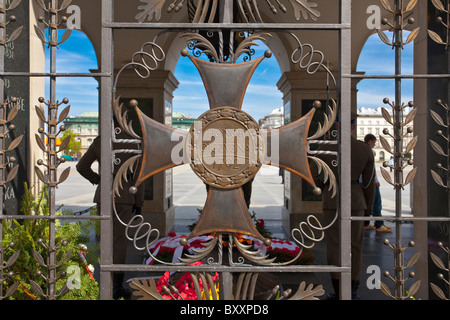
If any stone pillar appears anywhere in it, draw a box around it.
[115,69,179,235]
[277,70,358,235]
[3,1,44,214]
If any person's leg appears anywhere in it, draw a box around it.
[113,203,134,299]
[351,209,365,299]
[373,187,383,229]
[323,209,340,299]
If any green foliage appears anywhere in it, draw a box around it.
[2,183,99,300]
[60,129,81,156]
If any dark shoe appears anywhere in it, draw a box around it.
[352,292,361,300]
[327,293,338,300]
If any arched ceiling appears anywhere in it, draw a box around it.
[69,0,419,78]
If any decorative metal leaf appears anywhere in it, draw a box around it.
[381,107,393,125]
[377,29,392,46]
[428,30,446,45]
[35,104,47,123]
[58,167,71,185]
[405,27,420,45]
[7,135,23,152]
[113,154,140,198]
[58,135,71,153]
[181,33,219,63]
[58,283,69,297]
[8,26,23,43]
[430,109,447,127]
[5,251,20,268]
[58,105,71,124]
[430,169,446,188]
[287,0,321,21]
[379,135,392,154]
[406,280,421,299]
[4,282,20,299]
[58,29,72,45]
[379,281,393,298]
[34,25,47,44]
[6,164,19,183]
[405,107,417,125]
[430,282,448,300]
[406,251,420,268]
[430,139,447,157]
[380,167,394,186]
[431,0,446,12]
[234,33,272,62]
[380,0,394,13]
[135,0,166,23]
[6,105,19,123]
[59,0,72,11]
[404,167,417,186]
[32,249,46,267]
[8,0,22,10]
[287,282,325,300]
[430,252,448,271]
[129,278,164,300]
[35,0,46,10]
[35,133,46,152]
[405,136,418,154]
[308,99,337,140]
[405,0,418,12]
[29,280,46,298]
[35,166,47,184]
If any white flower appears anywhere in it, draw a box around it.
[79,244,88,251]
[88,264,95,273]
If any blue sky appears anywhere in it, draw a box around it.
[47,30,413,121]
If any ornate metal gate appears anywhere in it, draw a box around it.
[1,0,450,302]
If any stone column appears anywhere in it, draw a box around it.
[277,70,359,235]
[115,69,179,235]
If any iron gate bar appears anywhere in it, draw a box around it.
[102,22,351,30]
[350,217,450,222]
[100,0,114,301]
[0,72,111,77]
[0,215,109,220]
[337,0,352,301]
[101,264,351,274]
[345,74,450,79]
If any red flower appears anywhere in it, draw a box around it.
[256,219,264,228]
[167,232,177,237]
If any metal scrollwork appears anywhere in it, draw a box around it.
[135,0,320,23]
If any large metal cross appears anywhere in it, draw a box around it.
[125,46,326,245]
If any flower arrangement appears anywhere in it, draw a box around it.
[155,262,219,300]
[147,232,314,265]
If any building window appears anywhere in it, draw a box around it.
[360,128,364,135]
[376,128,380,135]
[77,126,81,133]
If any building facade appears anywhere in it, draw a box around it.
[63,112,99,156]
[357,107,414,162]
[172,112,195,130]
[259,106,284,130]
